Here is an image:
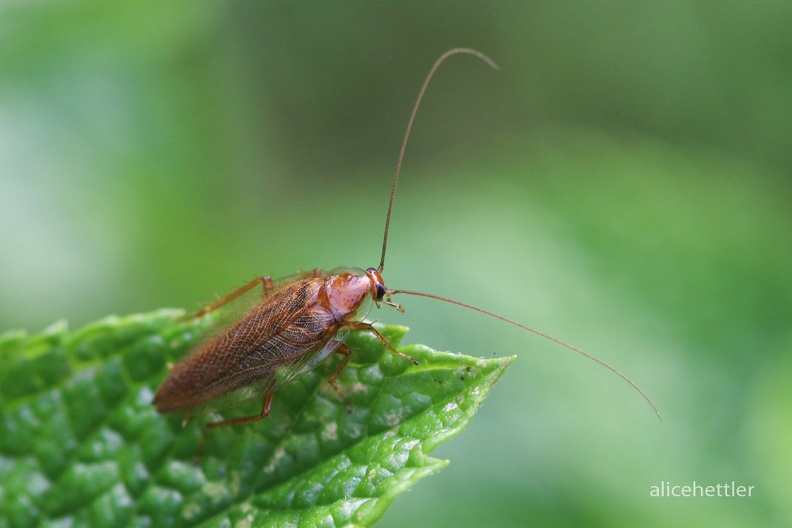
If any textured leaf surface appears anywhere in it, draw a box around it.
[0,310,513,527]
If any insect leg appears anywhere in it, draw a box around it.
[347,321,419,366]
[327,344,353,413]
[205,391,275,429]
[193,276,275,318]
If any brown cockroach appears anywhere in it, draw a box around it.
[152,48,660,429]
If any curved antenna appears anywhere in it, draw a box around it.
[389,288,662,421]
[378,48,499,272]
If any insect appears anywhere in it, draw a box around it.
[152,48,660,428]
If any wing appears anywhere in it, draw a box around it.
[153,276,343,415]
[190,269,329,340]
[187,328,350,416]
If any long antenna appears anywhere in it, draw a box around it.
[378,48,499,272]
[390,288,662,421]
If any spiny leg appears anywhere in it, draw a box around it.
[193,276,275,318]
[206,391,275,429]
[327,344,352,413]
[347,321,419,365]
[191,392,274,463]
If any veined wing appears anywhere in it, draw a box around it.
[187,329,350,416]
[154,275,341,414]
[190,269,329,339]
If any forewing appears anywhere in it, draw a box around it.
[191,329,349,416]
[190,270,328,341]
[155,276,341,415]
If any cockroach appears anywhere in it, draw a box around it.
[152,48,660,429]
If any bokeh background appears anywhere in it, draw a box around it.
[2,2,790,527]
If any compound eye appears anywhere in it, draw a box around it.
[375,282,386,300]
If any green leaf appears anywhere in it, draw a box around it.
[0,309,513,527]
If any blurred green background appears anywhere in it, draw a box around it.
[1,2,790,527]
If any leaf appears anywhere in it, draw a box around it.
[0,309,513,527]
